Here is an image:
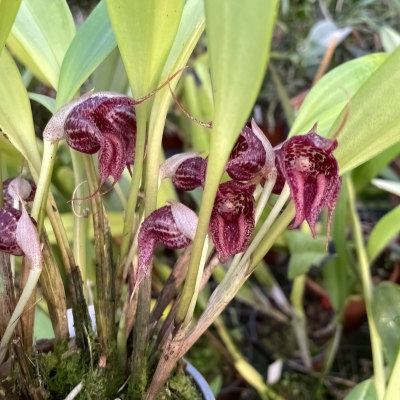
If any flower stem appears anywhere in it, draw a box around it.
[347,177,386,400]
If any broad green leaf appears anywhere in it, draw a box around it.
[372,282,400,370]
[107,0,184,97]
[0,0,22,54]
[29,93,56,114]
[0,48,40,170]
[57,0,117,107]
[7,0,75,89]
[380,26,400,53]
[331,46,400,173]
[206,0,278,162]
[368,205,400,262]
[371,179,400,197]
[286,230,327,279]
[344,379,377,400]
[290,53,387,139]
[353,143,400,192]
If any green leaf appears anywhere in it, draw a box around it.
[372,282,400,371]
[107,0,184,97]
[0,48,40,169]
[289,53,387,140]
[29,93,56,114]
[7,0,75,89]
[57,0,117,107]
[344,379,377,400]
[0,0,22,55]
[368,205,400,262]
[380,26,400,53]
[286,230,327,279]
[353,143,400,192]
[205,0,278,162]
[331,46,400,173]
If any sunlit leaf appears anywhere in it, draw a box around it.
[205,0,278,163]
[0,48,40,169]
[380,26,400,53]
[344,379,377,400]
[331,47,400,173]
[368,205,400,262]
[57,0,117,107]
[107,0,184,97]
[372,282,400,371]
[7,0,75,89]
[0,0,22,55]
[290,53,387,139]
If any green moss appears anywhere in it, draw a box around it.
[156,366,203,400]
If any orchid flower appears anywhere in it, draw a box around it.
[273,124,341,237]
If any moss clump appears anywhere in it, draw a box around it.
[156,365,203,400]
[38,342,124,399]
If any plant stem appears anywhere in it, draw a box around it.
[384,347,400,400]
[70,149,89,299]
[347,177,386,400]
[0,267,41,364]
[255,170,277,223]
[290,275,312,369]
[120,103,148,259]
[83,154,115,359]
[31,140,57,226]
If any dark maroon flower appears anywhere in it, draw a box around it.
[133,202,198,294]
[0,208,25,256]
[160,152,207,191]
[209,181,256,263]
[64,95,136,188]
[274,125,341,237]
[2,177,36,207]
[226,120,275,184]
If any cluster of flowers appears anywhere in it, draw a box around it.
[1,92,341,293]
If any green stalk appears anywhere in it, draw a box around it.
[384,347,400,400]
[0,266,41,364]
[290,275,311,369]
[83,154,115,358]
[175,153,223,327]
[120,103,148,258]
[70,149,89,299]
[347,177,386,400]
[31,140,57,224]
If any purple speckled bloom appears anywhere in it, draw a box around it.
[274,125,341,237]
[2,177,36,207]
[133,203,198,294]
[209,181,256,263]
[0,208,25,256]
[64,95,136,188]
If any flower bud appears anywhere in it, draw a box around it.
[3,177,36,207]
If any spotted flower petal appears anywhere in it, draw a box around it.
[134,203,198,294]
[274,126,341,237]
[209,181,256,263]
